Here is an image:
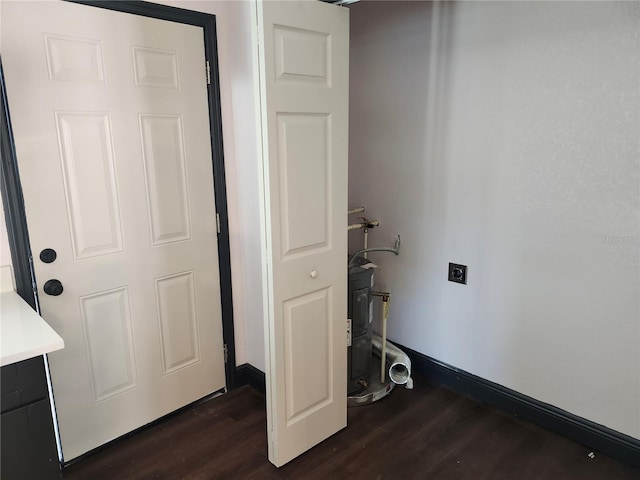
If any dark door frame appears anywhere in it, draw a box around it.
[0,0,237,387]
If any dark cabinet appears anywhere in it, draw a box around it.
[1,356,60,479]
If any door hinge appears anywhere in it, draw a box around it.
[223,343,228,363]
[216,213,221,234]
[206,60,211,85]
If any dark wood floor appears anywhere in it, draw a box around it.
[61,374,639,480]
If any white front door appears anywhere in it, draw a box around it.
[257,0,350,467]
[2,0,226,460]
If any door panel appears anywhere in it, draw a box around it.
[132,47,179,89]
[156,271,200,374]
[283,287,332,422]
[2,0,225,460]
[277,113,331,256]
[274,25,330,84]
[44,34,106,83]
[139,114,191,245]
[257,0,349,467]
[55,111,124,259]
[80,287,137,402]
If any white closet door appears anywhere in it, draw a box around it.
[257,0,350,467]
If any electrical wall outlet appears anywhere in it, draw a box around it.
[448,263,467,284]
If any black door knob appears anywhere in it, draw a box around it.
[43,279,64,296]
[40,248,57,263]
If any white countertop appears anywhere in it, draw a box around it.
[0,267,64,367]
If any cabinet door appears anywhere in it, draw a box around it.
[257,0,350,467]
[1,358,58,479]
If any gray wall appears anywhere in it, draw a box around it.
[348,0,639,439]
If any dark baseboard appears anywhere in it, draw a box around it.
[396,342,640,470]
[234,364,266,396]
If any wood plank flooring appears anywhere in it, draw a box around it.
[61,374,639,479]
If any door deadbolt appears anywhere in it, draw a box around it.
[39,248,57,263]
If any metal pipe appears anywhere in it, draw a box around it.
[363,218,381,259]
[348,223,366,231]
[372,292,390,383]
[348,234,401,268]
[348,207,365,215]
[348,219,378,232]
[363,228,368,260]
[371,334,413,389]
[380,298,388,382]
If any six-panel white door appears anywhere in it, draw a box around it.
[257,0,350,467]
[1,0,226,460]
